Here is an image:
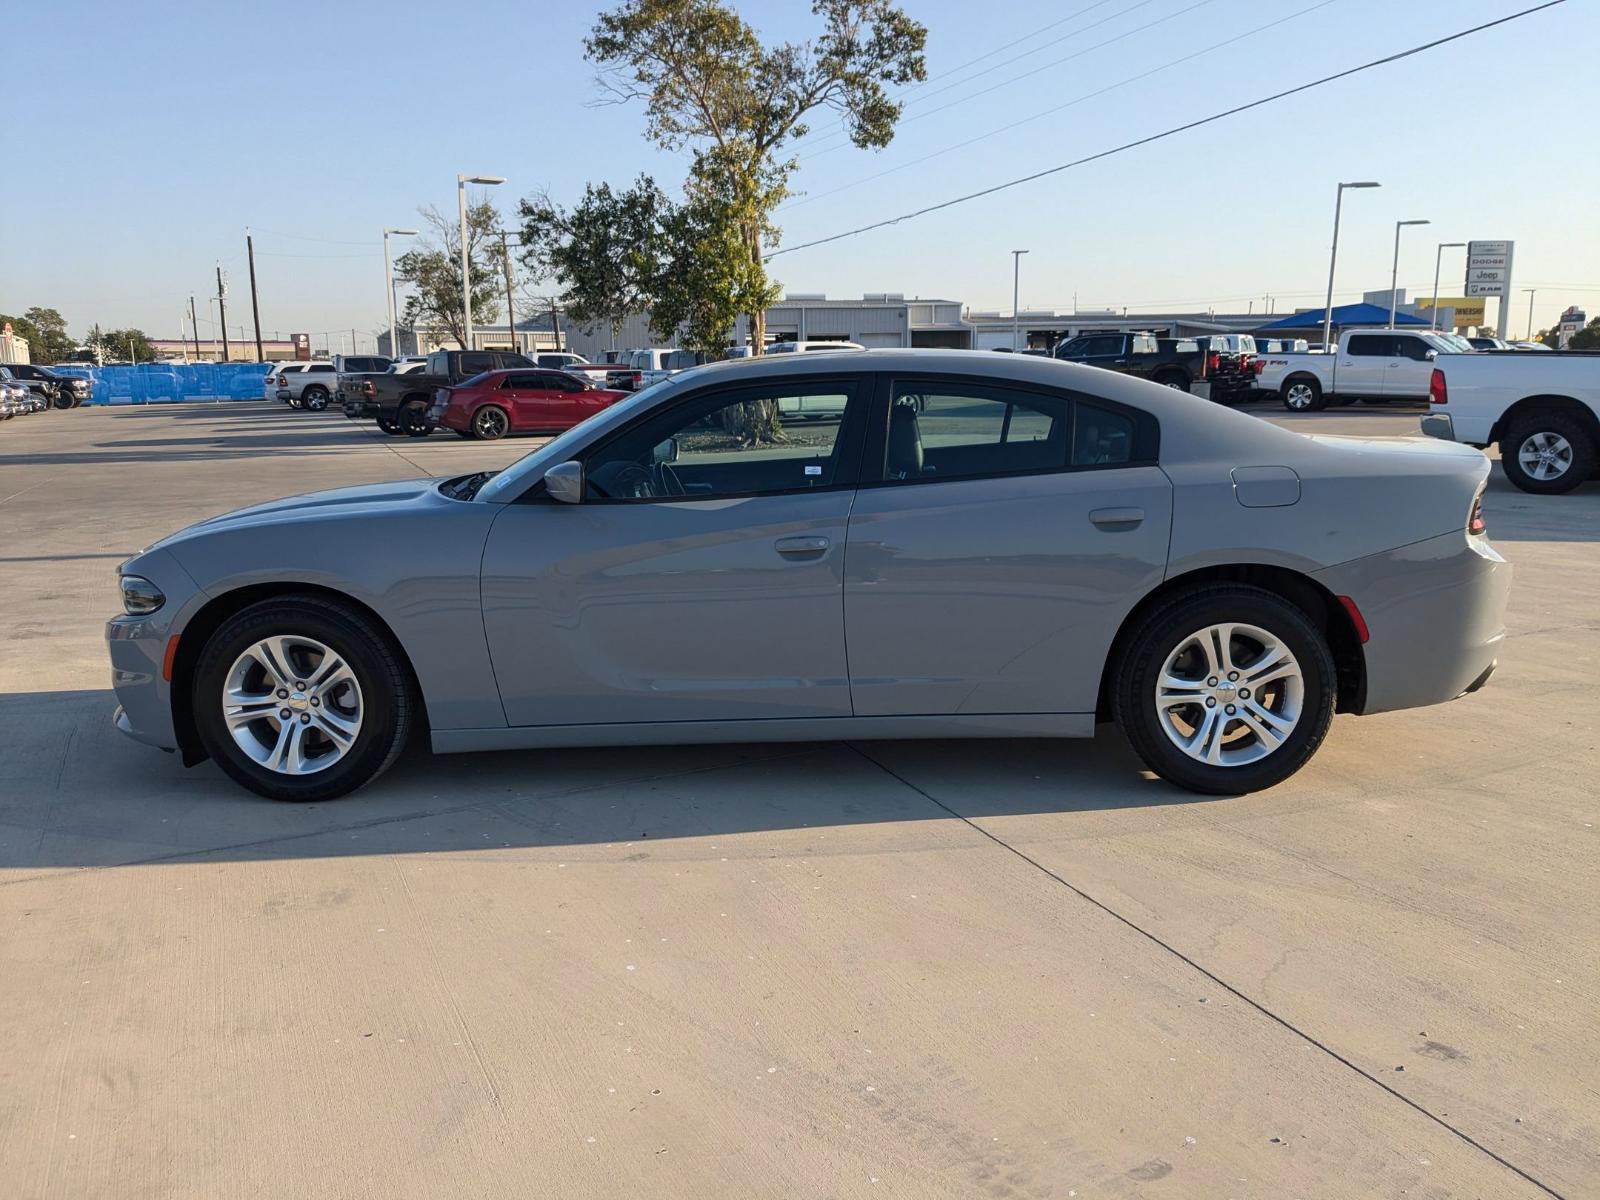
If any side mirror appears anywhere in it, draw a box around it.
[652,436,679,464]
[544,460,584,504]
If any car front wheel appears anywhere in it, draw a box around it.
[191,596,415,801]
[1280,378,1324,412]
[1113,585,1336,794]
[302,385,330,411]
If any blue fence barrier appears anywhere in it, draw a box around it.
[53,363,275,405]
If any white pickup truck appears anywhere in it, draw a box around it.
[1256,328,1464,412]
[1422,352,1599,493]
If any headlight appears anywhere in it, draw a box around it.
[119,574,166,615]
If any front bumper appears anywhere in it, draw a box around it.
[106,548,206,754]
[1314,528,1510,716]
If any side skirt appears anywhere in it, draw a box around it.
[431,712,1095,755]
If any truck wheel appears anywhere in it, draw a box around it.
[1155,373,1190,393]
[400,400,433,437]
[1280,377,1324,412]
[302,385,330,411]
[1500,413,1594,495]
[376,416,399,434]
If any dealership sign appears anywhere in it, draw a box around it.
[1415,296,1486,328]
[1464,240,1514,297]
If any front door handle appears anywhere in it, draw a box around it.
[775,535,830,557]
[1089,507,1144,529]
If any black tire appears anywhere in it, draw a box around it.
[399,399,433,437]
[471,405,510,440]
[1112,584,1336,795]
[51,392,72,410]
[1499,412,1595,495]
[375,416,399,435]
[191,595,415,802]
[1279,376,1324,412]
[302,385,330,411]
[1154,372,1190,393]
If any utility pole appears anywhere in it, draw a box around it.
[189,295,201,360]
[216,263,230,361]
[1010,250,1028,352]
[549,298,562,352]
[497,230,517,352]
[246,230,264,362]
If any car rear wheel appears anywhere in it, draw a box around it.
[192,596,415,802]
[472,405,510,440]
[1500,413,1594,494]
[1280,377,1324,412]
[1155,373,1190,392]
[376,416,399,434]
[302,385,330,411]
[399,399,433,437]
[1113,585,1336,794]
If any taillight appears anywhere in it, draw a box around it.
[1429,368,1448,405]
[275,374,286,385]
[1467,492,1486,536]
[361,380,376,396]
[1206,352,1220,374]
[1253,358,1266,376]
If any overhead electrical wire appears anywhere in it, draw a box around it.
[768,1,1569,260]
[799,0,1177,160]
[782,0,1336,212]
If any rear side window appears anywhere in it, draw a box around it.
[1346,335,1392,357]
[883,382,1068,482]
[1072,402,1136,466]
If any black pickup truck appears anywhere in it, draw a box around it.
[1053,332,1252,402]
[340,349,535,435]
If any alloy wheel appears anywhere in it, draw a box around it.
[474,407,508,439]
[1154,622,1303,767]
[1285,383,1315,410]
[222,635,364,775]
[1517,431,1573,481]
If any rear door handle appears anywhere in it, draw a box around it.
[775,535,830,557]
[1089,507,1144,529]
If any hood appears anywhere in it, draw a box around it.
[149,478,443,549]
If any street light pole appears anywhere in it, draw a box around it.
[1389,219,1430,328]
[457,173,506,351]
[383,227,418,358]
[1011,249,1029,352]
[1322,181,1380,353]
[1430,242,1466,330]
[1523,288,1538,340]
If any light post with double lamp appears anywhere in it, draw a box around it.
[458,174,505,351]
[1388,219,1430,328]
[1321,181,1380,353]
[1011,249,1029,352]
[382,228,418,358]
[1523,288,1538,340]
[1429,241,1466,330]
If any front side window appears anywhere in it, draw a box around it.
[500,374,540,390]
[1394,336,1432,361]
[460,353,495,376]
[584,382,861,501]
[882,382,1068,482]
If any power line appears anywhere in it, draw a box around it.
[783,0,1335,213]
[800,0,1183,161]
[769,1,1569,260]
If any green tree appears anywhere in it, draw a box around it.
[395,199,505,350]
[89,327,158,363]
[518,175,669,348]
[586,0,927,352]
[1568,317,1600,351]
[0,306,74,363]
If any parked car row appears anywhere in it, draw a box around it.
[1052,332,1258,402]
[0,362,90,410]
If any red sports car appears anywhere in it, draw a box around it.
[433,368,628,440]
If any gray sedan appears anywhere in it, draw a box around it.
[108,350,1510,801]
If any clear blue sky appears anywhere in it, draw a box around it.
[4,0,1595,347]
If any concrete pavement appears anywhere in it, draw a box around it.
[2,401,1596,1198]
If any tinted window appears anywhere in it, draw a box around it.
[1393,336,1432,361]
[805,344,850,352]
[586,383,860,501]
[537,371,582,392]
[1346,335,1392,357]
[500,374,542,389]
[460,353,496,376]
[308,363,335,373]
[882,382,1068,483]
[1072,402,1135,466]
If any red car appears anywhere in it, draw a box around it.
[432,368,628,440]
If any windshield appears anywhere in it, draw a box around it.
[475,373,687,503]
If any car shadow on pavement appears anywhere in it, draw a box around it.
[1,689,1192,875]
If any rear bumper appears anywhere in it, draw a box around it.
[1420,412,1456,441]
[1313,529,1510,716]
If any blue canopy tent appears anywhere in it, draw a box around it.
[1256,302,1428,331]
